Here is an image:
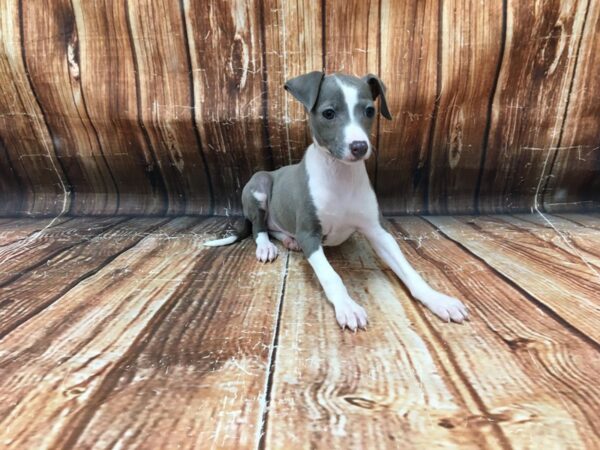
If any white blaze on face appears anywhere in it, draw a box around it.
[335,78,370,159]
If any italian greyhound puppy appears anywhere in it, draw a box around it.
[204,72,469,330]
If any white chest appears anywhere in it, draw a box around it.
[305,145,379,246]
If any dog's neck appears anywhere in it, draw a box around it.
[306,142,367,181]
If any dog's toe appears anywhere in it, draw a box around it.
[335,299,368,331]
[256,242,278,263]
[424,293,469,323]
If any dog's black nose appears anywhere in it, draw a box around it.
[349,141,368,158]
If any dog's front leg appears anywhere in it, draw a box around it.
[298,234,368,330]
[362,225,468,323]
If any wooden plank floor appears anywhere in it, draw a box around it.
[0,215,598,449]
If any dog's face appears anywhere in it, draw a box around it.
[285,72,392,163]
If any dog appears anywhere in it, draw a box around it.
[204,72,469,330]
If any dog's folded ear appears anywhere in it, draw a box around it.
[284,71,325,112]
[362,74,392,120]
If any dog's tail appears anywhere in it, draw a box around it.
[203,218,252,247]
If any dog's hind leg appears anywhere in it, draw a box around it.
[269,231,301,251]
[242,172,278,263]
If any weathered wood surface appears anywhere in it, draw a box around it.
[0,217,285,449]
[376,0,439,214]
[263,0,323,168]
[0,216,120,286]
[0,217,71,246]
[428,0,503,214]
[1,1,598,216]
[0,217,167,338]
[557,212,600,229]
[0,0,70,215]
[543,1,600,213]
[0,215,598,448]
[427,215,600,344]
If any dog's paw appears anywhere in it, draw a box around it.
[422,292,469,323]
[334,298,368,331]
[282,236,301,251]
[256,241,278,263]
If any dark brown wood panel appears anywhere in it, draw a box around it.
[427,215,600,343]
[544,1,600,213]
[0,0,70,216]
[428,0,503,214]
[477,0,589,213]
[126,0,212,215]
[377,0,439,214]
[184,0,271,215]
[71,0,168,214]
[0,138,23,215]
[1,1,598,216]
[21,0,119,215]
[263,0,323,167]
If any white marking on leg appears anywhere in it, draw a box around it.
[255,231,278,263]
[252,191,267,209]
[363,225,469,323]
[307,247,367,330]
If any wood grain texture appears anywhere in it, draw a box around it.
[0,218,203,447]
[477,0,589,213]
[557,213,600,229]
[265,244,487,449]
[263,0,323,167]
[427,215,600,344]
[544,1,600,213]
[0,216,120,286]
[265,220,600,448]
[20,0,119,215]
[0,217,167,338]
[0,217,71,246]
[388,217,600,449]
[126,0,212,215]
[1,1,599,216]
[71,0,168,214]
[0,0,70,215]
[184,0,271,215]
[376,0,439,214]
[428,0,503,214]
[0,137,23,215]
[0,215,599,448]
[511,213,600,264]
[70,229,286,449]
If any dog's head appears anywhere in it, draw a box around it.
[284,72,391,163]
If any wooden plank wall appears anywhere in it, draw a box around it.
[0,0,598,216]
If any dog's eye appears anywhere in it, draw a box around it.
[322,109,336,120]
[365,106,376,118]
